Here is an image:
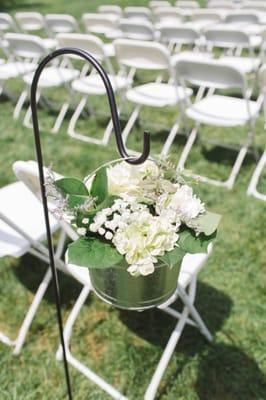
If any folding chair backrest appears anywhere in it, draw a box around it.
[124,7,152,21]
[153,7,184,23]
[56,33,106,62]
[175,59,245,90]
[259,64,266,93]
[225,12,259,24]
[114,38,171,71]
[207,1,235,8]
[191,11,222,22]
[205,28,250,49]
[159,25,199,45]
[149,1,171,10]
[15,12,44,31]
[0,13,17,31]
[82,13,119,34]
[4,33,46,59]
[45,14,78,34]
[175,1,200,8]
[98,5,122,17]
[119,19,155,41]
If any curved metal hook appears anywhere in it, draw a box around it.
[30,47,150,165]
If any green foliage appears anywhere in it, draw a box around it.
[55,177,88,196]
[68,236,124,269]
[90,166,108,204]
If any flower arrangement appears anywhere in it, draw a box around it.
[48,159,221,279]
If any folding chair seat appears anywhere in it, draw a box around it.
[0,178,65,355]
[45,14,79,36]
[124,7,152,22]
[204,28,262,75]
[114,38,192,154]
[4,33,79,129]
[172,59,262,189]
[55,33,131,144]
[55,240,213,400]
[82,13,120,39]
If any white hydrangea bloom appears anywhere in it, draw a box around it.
[108,160,160,198]
[113,209,178,276]
[156,185,205,225]
[77,227,86,236]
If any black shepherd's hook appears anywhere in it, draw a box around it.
[30,48,150,400]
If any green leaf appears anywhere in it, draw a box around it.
[67,194,90,208]
[178,229,216,254]
[55,178,88,196]
[90,167,108,204]
[190,211,221,236]
[68,237,124,269]
[158,246,186,268]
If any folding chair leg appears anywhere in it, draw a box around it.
[122,105,141,146]
[177,283,212,342]
[23,91,41,129]
[13,268,52,355]
[13,90,28,120]
[161,118,181,156]
[51,102,70,134]
[144,307,189,400]
[225,145,248,189]
[247,149,266,201]
[56,285,128,400]
[177,126,198,170]
[68,96,87,140]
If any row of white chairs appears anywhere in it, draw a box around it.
[0,32,265,191]
[0,159,214,399]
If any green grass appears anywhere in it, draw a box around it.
[0,0,266,399]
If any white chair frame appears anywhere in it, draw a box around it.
[169,59,263,189]
[56,248,213,400]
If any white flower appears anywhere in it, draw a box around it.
[82,218,89,224]
[77,227,86,236]
[156,185,205,224]
[105,231,113,240]
[98,227,106,236]
[108,160,160,198]
[89,223,98,233]
[112,209,178,276]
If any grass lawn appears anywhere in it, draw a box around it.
[0,0,266,399]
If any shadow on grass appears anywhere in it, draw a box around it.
[1,1,45,11]
[119,282,232,355]
[120,283,266,399]
[202,145,256,167]
[12,253,82,308]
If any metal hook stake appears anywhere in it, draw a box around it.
[30,47,151,400]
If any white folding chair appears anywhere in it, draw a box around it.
[153,7,184,25]
[204,28,261,75]
[98,5,123,18]
[82,13,120,39]
[0,170,66,355]
[124,7,152,22]
[56,33,131,144]
[149,1,171,11]
[159,24,202,53]
[5,33,79,129]
[0,13,18,32]
[207,0,236,8]
[45,14,79,36]
[173,59,262,189]
[114,38,192,154]
[55,244,213,400]
[247,65,266,200]
[15,11,45,32]
[175,0,200,8]
[224,11,260,24]
[119,19,156,41]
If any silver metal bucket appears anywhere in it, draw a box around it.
[89,262,181,311]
